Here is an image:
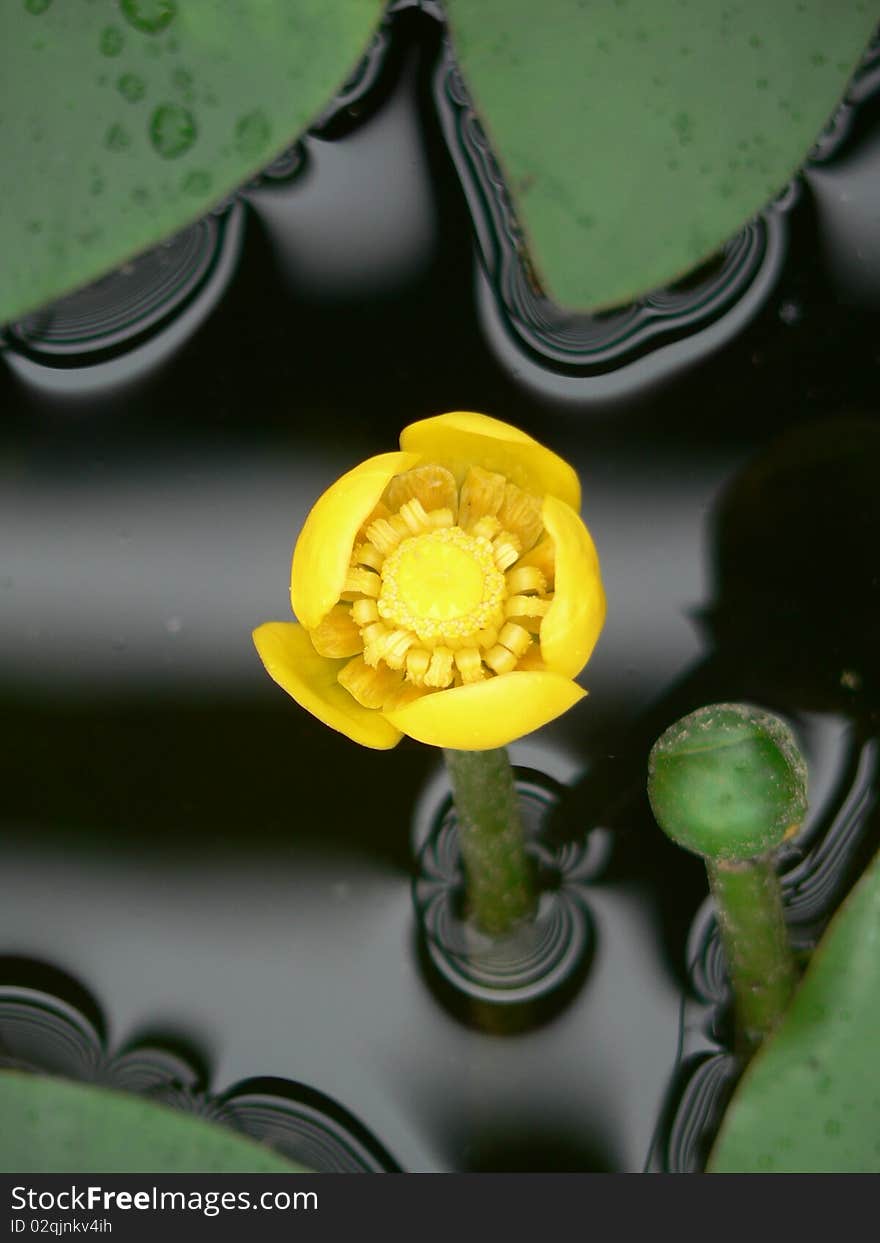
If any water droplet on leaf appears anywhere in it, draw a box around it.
[24,0,52,15]
[117,73,146,103]
[100,27,125,57]
[149,102,195,158]
[120,0,176,35]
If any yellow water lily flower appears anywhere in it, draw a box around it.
[253,412,605,750]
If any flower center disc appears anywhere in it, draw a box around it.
[378,527,505,645]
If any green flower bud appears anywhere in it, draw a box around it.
[647,703,808,862]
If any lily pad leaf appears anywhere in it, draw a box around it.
[0,1070,308,1172]
[444,0,876,310]
[0,0,384,325]
[709,847,880,1173]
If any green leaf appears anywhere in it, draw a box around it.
[0,1070,307,1172]
[0,0,383,324]
[445,0,876,310]
[709,848,880,1173]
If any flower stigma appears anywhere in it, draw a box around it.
[380,527,505,643]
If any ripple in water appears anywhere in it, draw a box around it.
[413,770,607,1013]
[649,1053,739,1174]
[3,206,241,370]
[0,963,398,1172]
[808,31,880,165]
[215,1080,397,1173]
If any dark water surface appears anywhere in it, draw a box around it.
[1,7,879,1172]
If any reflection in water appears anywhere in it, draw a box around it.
[0,962,399,1172]
[413,770,608,1023]
[709,419,880,713]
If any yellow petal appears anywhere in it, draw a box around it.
[291,451,420,630]
[400,411,581,510]
[384,670,586,750]
[539,495,606,678]
[253,621,402,750]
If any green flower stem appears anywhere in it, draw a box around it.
[443,747,536,937]
[706,854,798,1056]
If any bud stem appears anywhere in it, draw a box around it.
[705,854,798,1056]
[443,747,536,936]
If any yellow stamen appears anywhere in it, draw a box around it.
[498,621,532,659]
[492,534,521,571]
[360,621,389,667]
[375,627,416,669]
[358,500,391,540]
[406,647,431,685]
[427,507,455,530]
[351,598,379,626]
[471,515,501,541]
[505,594,551,619]
[365,515,408,557]
[506,565,546,596]
[484,644,517,675]
[309,604,363,658]
[343,567,380,598]
[398,498,434,535]
[424,646,455,688]
[454,647,485,684]
[351,542,383,572]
